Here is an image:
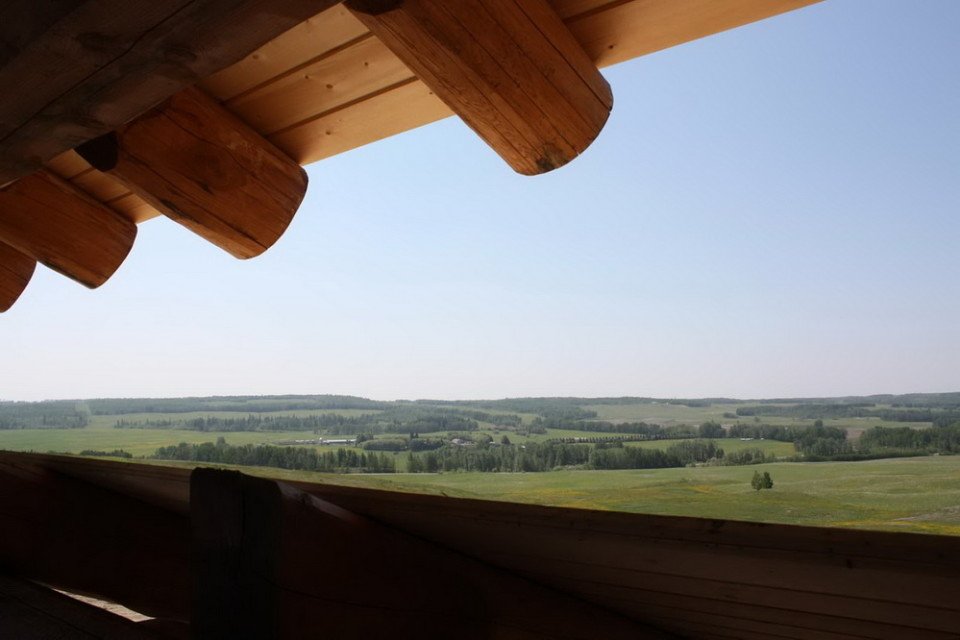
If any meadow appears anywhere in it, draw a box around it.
[3,394,957,535]
[147,456,960,536]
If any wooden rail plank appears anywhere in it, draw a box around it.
[77,87,307,258]
[0,0,342,186]
[12,454,958,640]
[346,0,612,174]
[0,458,190,621]
[0,575,165,640]
[0,241,35,312]
[0,170,136,287]
[191,468,668,639]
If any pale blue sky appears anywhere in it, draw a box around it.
[3,0,959,401]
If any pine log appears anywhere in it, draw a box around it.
[0,170,136,288]
[78,87,307,259]
[0,240,35,311]
[0,0,341,186]
[346,0,613,175]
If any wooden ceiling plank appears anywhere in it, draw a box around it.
[277,0,819,169]
[346,0,612,175]
[0,170,136,288]
[269,77,451,164]
[229,34,415,137]
[0,241,36,312]
[43,150,93,181]
[109,193,160,224]
[200,4,371,102]
[0,0,342,186]
[77,87,308,259]
[563,0,823,68]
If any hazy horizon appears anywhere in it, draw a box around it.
[4,390,960,405]
[3,1,959,402]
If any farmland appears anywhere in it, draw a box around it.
[2,393,959,534]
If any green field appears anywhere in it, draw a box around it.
[581,402,932,435]
[218,456,960,536]
[3,394,957,536]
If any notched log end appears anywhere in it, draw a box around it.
[345,0,405,16]
[75,133,120,172]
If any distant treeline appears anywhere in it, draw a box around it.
[858,424,960,455]
[735,404,960,424]
[0,401,90,429]
[405,439,767,473]
[152,441,395,473]
[116,406,522,434]
[90,395,388,415]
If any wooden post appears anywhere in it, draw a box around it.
[0,171,136,288]
[77,88,308,259]
[0,240,35,311]
[346,0,613,175]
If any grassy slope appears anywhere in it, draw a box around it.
[259,456,960,535]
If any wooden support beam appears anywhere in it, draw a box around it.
[345,0,613,175]
[0,240,35,312]
[191,468,664,639]
[77,88,307,259]
[0,171,136,288]
[0,459,191,621]
[0,0,341,186]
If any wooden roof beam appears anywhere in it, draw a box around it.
[346,0,613,175]
[77,87,308,259]
[0,0,341,187]
[0,241,35,312]
[0,171,136,288]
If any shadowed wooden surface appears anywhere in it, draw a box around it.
[3,452,958,640]
[0,0,342,186]
[192,468,668,639]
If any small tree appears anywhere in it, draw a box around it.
[762,471,774,489]
[751,470,774,491]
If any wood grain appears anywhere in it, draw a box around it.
[191,468,667,639]
[0,0,342,186]
[0,456,190,621]
[346,0,613,175]
[0,170,136,287]
[9,453,960,640]
[0,241,35,312]
[77,87,307,259]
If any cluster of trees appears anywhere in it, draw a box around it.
[751,471,774,491]
[0,401,90,429]
[734,402,960,425]
[589,440,723,470]
[90,395,388,415]
[403,438,778,473]
[78,449,132,458]
[406,441,591,473]
[152,440,395,473]
[530,417,696,440]
[115,406,522,435]
[858,424,960,454]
